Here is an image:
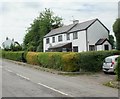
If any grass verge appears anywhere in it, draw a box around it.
[103,80,119,89]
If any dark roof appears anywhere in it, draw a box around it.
[95,38,110,45]
[44,18,109,38]
[49,42,71,49]
[44,23,77,37]
[68,19,97,33]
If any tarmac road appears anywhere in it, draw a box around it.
[1,59,118,97]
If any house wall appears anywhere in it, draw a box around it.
[43,33,72,52]
[87,20,109,51]
[96,41,112,51]
[43,20,110,52]
[43,30,86,52]
[102,41,112,51]
[72,31,86,52]
[96,45,103,51]
[2,39,14,49]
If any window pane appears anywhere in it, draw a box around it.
[46,38,49,44]
[67,34,70,40]
[73,46,78,52]
[52,37,55,43]
[58,35,62,42]
[89,45,95,51]
[73,32,78,39]
[104,45,109,50]
[105,58,112,63]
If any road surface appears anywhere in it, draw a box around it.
[1,59,118,97]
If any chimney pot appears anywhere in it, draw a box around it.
[73,20,79,24]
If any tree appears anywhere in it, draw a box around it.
[109,35,115,49]
[113,18,120,50]
[23,8,63,52]
[10,42,22,51]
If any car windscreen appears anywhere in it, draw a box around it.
[105,58,112,63]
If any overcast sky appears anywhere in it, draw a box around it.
[0,0,119,47]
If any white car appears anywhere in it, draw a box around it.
[103,55,120,73]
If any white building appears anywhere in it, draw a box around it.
[43,18,112,52]
[2,37,14,49]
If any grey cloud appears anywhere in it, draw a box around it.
[118,1,120,18]
[23,2,42,9]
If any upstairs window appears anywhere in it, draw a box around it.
[46,38,49,44]
[73,32,78,39]
[66,34,70,40]
[52,37,55,43]
[58,35,62,42]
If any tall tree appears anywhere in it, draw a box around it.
[23,8,63,51]
[113,18,120,50]
[109,35,115,49]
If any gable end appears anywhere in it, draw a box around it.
[86,19,109,33]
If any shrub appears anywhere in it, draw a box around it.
[26,52,39,65]
[116,57,120,81]
[2,51,24,62]
[78,51,120,72]
[2,50,120,72]
[38,52,64,70]
[21,51,28,62]
[62,53,79,72]
[0,50,2,58]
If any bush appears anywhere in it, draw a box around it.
[38,52,64,70]
[62,53,79,72]
[26,52,39,65]
[0,50,2,58]
[78,51,120,72]
[2,50,120,72]
[116,57,120,81]
[2,51,24,62]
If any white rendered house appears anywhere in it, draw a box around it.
[2,37,14,49]
[43,18,112,52]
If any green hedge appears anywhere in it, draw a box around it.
[2,50,120,72]
[37,52,63,70]
[2,51,26,62]
[0,50,2,58]
[26,52,39,65]
[116,57,120,81]
[78,51,120,72]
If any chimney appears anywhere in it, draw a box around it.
[12,38,14,41]
[73,20,79,24]
[6,37,8,40]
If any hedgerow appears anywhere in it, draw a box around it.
[116,57,120,81]
[78,51,120,72]
[2,51,24,62]
[26,52,39,65]
[2,50,120,72]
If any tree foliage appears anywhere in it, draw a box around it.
[113,18,120,50]
[109,35,115,49]
[23,8,63,52]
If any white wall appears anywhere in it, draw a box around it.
[102,41,112,51]
[87,20,109,50]
[2,39,14,49]
[96,45,103,51]
[96,41,112,51]
[43,30,86,52]
[43,33,71,52]
[72,31,86,52]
